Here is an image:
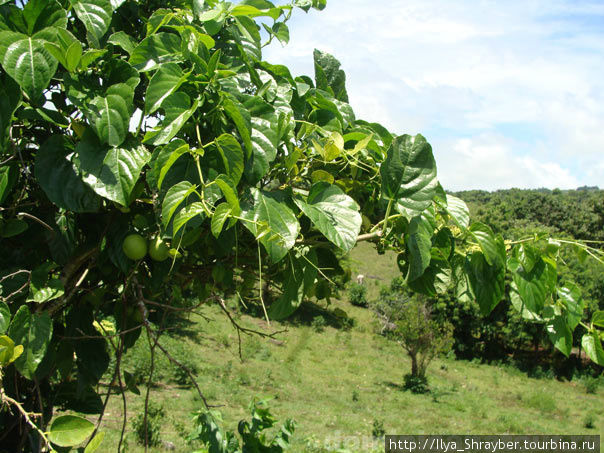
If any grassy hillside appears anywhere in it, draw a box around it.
[96,243,604,452]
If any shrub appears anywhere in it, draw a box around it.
[348,282,369,307]
[403,374,430,394]
[132,402,165,447]
[312,315,327,332]
[583,376,601,394]
[371,419,385,438]
[583,412,597,429]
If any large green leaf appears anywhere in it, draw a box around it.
[593,311,604,328]
[70,0,112,48]
[244,115,279,183]
[404,215,433,282]
[211,202,232,237]
[269,248,318,320]
[77,132,151,206]
[34,135,100,212]
[510,255,557,315]
[145,62,188,114]
[0,73,20,153]
[154,139,190,190]
[380,134,438,216]
[143,92,199,146]
[407,256,452,297]
[222,97,252,156]
[582,332,604,366]
[7,305,53,379]
[0,165,17,205]
[22,0,67,35]
[295,182,361,253]
[172,202,206,235]
[443,194,470,229]
[215,134,244,185]
[162,181,198,227]
[27,262,65,303]
[0,32,58,99]
[129,32,181,72]
[0,301,9,334]
[546,316,573,357]
[557,282,583,330]
[313,49,348,102]
[48,415,95,447]
[468,222,505,267]
[85,83,134,147]
[242,188,299,262]
[465,251,505,315]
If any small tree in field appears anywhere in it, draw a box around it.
[373,279,453,391]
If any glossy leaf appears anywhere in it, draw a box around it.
[546,316,573,357]
[269,248,318,320]
[211,202,232,237]
[129,32,182,72]
[22,0,67,35]
[510,256,557,315]
[405,215,433,282]
[215,134,244,185]
[84,431,105,453]
[465,252,505,316]
[443,194,470,229]
[78,132,151,206]
[143,92,199,146]
[592,311,604,328]
[173,201,205,236]
[313,49,348,102]
[380,134,438,217]
[582,332,604,366]
[145,62,187,114]
[242,188,299,262]
[70,0,113,48]
[162,181,198,228]
[34,135,100,212]
[0,165,17,205]
[0,32,58,99]
[7,306,53,379]
[223,97,253,156]
[557,283,583,330]
[468,222,505,267]
[155,139,190,190]
[294,182,361,253]
[48,415,95,447]
[0,73,21,153]
[0,302,9,334]
[86,83,134,147]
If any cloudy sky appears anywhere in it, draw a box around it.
[263,0,604,191]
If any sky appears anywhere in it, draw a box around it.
[263,0,604,191]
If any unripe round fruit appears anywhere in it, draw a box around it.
[148,236,170,262]
[122,234,147,260]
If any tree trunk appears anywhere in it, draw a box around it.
[410,353,419,377]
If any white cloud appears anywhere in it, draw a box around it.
[265,0,604,189]
[434,135,579,191]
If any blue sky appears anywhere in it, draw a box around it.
[263,0,604,191]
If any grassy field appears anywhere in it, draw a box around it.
[94,243,603,452]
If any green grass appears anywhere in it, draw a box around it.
[89,244,603,452]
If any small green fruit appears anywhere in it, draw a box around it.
[122,234,147,260]
[148,236,170,262]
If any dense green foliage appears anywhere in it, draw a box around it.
[0,0,602,452]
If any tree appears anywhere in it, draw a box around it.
[0,0,602,451]
[373,278,453,386]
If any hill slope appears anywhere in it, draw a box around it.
[97,243,604,452]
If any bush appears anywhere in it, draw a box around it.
[312,315,327,332]
[403,374,430,394]
[583,376,601,394]
[583,412,597,429]
[348,283,369,307]
[371,419,385,438]
[132,402,165,447]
